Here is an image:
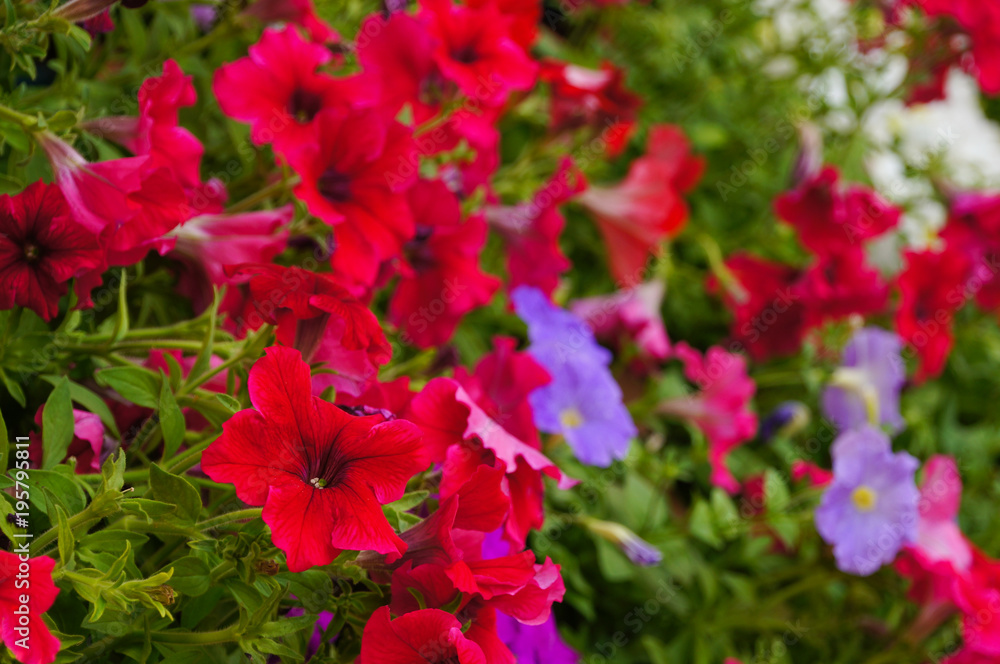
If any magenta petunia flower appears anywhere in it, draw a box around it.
[815,425,919,576]
[201,346,427,572]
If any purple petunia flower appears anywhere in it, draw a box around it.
[496,613,580,664]
[814,425,919,576]
[822,327,906,433]
[512,286,636,466]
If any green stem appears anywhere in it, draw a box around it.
[149,626,239,646]
[32,506,97,555]
[166,439,216,474]
[227,177,298,214]
[196,508,263,531]
[0,103,37,130]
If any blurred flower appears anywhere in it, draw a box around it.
[580,516,662,566]
[201,347,426,572]
[797,249,890,326]
[213,27,370,155]
[487,158,584,297]
[0,552,60,664]
[389,179,500,348]
[822,327,906,434]
[578,125,704,285]
[708,252,808,361]
[571,280,670,361]
[895,247,970,381]
[790,460,832,487]
[496,612,579,664]
[540,59,642,156]
[30,407,108,474]
[420,0,538,107]
[512,286,636,467]
[51,0,118,22]
[815,425,919,576]
[659,343,757,494]
[226,263,391,396]
[242,0,340,44]
[774,166,900,257]
[287,108,416,289]
[759,401,810,442]
[0,182,103,321]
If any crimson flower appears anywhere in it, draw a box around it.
[389,179,500,348]
[420,0,538,107]
[466,0,540,49]
[797,249,890,327]
[486,159,584,297]
[287,108,417,289]
[0,552,60,664]
[578,125,704,284]
[201,346,426,572]
[895,248,970,381]
[213,27,370,155]
[659,343,758,494]
[0,182,103,321]
[227,264,391,396]
[709,252,808,361]
[540,59,642,155]
[358,607,487,664]
[774,166,900,257]
[242,0,340,44]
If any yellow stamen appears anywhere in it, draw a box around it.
[852,486,877,512]
[559,407,584,429]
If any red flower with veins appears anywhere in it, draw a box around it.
[774,166,900,257]
[709,252,808,361]
[895,248,970,382]
[213,27,370,154]
[420,0,538,107]
[358,607,487,664]
[0,552,60,664]
[227,264,392,396]
[389,179,500,348]
[540,60,642,156]
[578,125,704,285]
[0,182,103,321]
[201,346,426,572]
[798,249,889,327]
[486,158,584,297]
[288,108,417,289]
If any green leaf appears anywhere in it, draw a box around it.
[148,464,201,522]
[110,269,129,343]
[96,366,161,408]
[763,469,790,514]
[213,393,241,413]
[31,468,88,516]
[710,488,741,540]
[189,288,219,382]
[689,499,723,549]
[54,504,75,568]
[163,556,211,597]
[41,376,121,438]
[42,377,74,470]
[157,372,185,458]
[0,368,25,407]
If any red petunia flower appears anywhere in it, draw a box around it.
[0,552,60,664]
[389,179,500,348]
[358,606,487,664]
[486,158,584,297]
[38,132,189,269]
[0,182,103,321]
[453,336,550,449]
[466,0,540,49]
[540,60,642,155]
[659,343,758,494]
[420,0,538,107]
[213,27,370,155]
[773,166,900,257]
[940,192,1000,311]
[201,346,426,572]
[287,108,417,289]
[227,263,392,396]
[578,125,704,285]
[357,13,449,125]
[895,248,970,381]
[797,249,890,327]
[709,252,808,361]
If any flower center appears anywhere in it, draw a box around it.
[851,486,877,512]
[310,477,327,489]
[287,88,324,124]
[559,407,584,429]
[317,168,352,203]
[23,243,40,262]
